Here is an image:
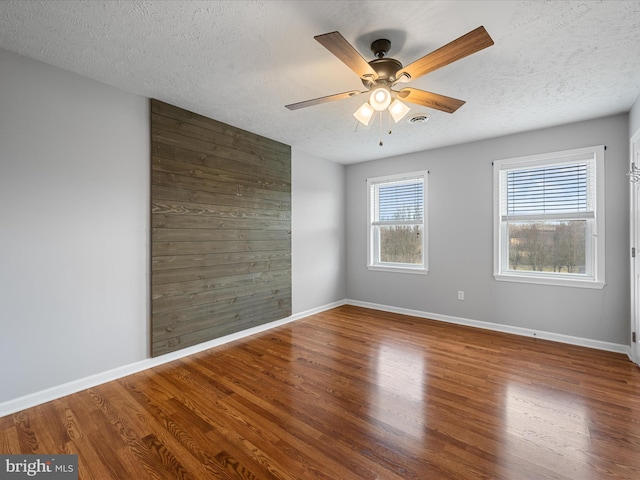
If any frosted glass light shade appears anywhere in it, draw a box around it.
[353,102,374,126]
[389,99,411,123]
[369,87,391,111]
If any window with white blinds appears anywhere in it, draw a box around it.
[501,161,595,220]
[493,146,605,289]
[367,171,428,273]
[375,179,424,223]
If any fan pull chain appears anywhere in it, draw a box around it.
[379,111,383,146]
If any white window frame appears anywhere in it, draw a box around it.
[493,145,605,289]
[367,171,428,274]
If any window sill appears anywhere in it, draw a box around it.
[368,265,428,275]
[494,273,605,289]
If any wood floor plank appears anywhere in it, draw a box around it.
[2,305,640,479]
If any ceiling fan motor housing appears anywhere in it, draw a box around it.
[364,57,403,87]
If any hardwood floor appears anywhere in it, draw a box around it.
[2,305,640,479]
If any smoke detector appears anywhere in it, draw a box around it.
[407,113,431,124]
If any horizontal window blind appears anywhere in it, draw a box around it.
[374,179,424,223]
[501,161,595,220]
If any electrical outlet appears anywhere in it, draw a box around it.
[457,290,464,301]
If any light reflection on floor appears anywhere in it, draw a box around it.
[502,382,593,479]
[370,342,426,439]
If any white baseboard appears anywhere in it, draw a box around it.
[0,300,345,418]
[346,299,630,355]
[290,299,347,320]
[1,297,629,417]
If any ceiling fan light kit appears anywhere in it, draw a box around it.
[353,102,375,126]
[286,26,494,144]
[389,99,411,123]
[369,86,392,111]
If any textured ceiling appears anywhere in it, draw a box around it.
[1,0,640,164]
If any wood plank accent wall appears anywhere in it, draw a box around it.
[150,99,291,357]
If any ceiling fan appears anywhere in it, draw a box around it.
[285,26,494,125]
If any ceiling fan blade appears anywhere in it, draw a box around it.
[314,32,379,81]
[397,88,466,113]
[285,90,363,110]
[396,26,494,82]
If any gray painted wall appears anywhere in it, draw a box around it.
[345,114,630,345]
[0,49,150,402]
[292,149,346,313]
[0,50,347,404]
[631,95,640,137]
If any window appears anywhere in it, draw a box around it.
[367,171,428,274]
[493,145,605,288]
